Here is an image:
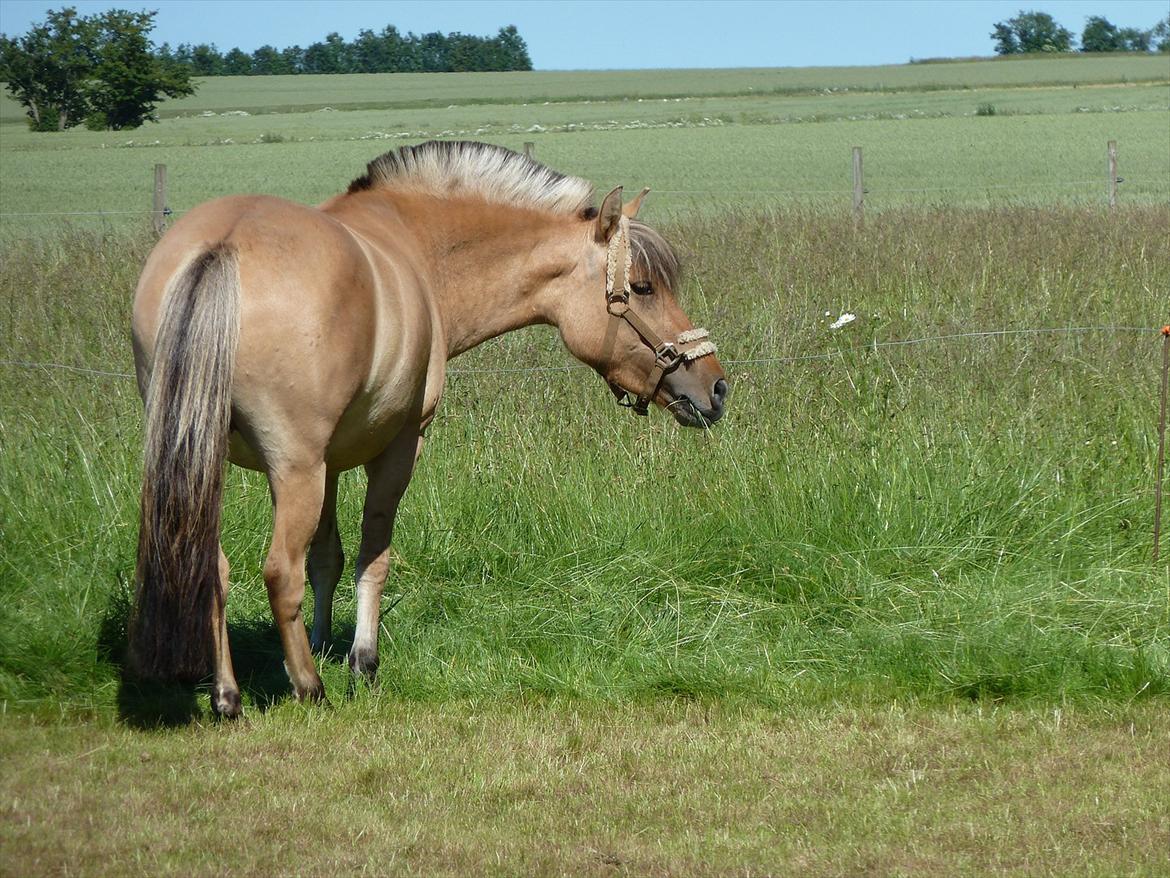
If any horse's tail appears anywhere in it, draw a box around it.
[130,244,240,681]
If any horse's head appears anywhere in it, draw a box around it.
[555,187,728,427]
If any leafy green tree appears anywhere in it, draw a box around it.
[1117,26,1151,52]
[1,7,193,131]
[1081,15,1122,52]
[280,45,305,73]
[250,45,290,75]
[302,32,350,73]
[221,47,253,75]
[188,43,223,76]
[83,9,193,130]
[494,26,532,70]
[1154,16,1170,52]
[0,7,94,130]
[991,10,1074,54]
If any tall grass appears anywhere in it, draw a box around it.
[1,207,1167,718]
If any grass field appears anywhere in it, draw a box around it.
[4,53,1168,122]
[0,54,1167,229]
[2,56,1169,874]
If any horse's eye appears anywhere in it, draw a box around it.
[631,281,653,296]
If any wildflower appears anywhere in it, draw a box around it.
[829,312,857,330]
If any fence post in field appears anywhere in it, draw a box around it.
[523,142,535,160]
[852,147,864,226]
[152,163,168,237]
[1107,140,1119,209]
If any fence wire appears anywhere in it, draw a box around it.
[1,325,1159,383]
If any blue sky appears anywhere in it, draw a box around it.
[0,0,1166,69]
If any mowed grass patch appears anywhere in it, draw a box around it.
[2,701,1168,876]
[1,207,1167,719]
[2,83,1164,152]
[4,54,1166,122]
[1,110,1167,231]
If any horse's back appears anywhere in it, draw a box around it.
[133,194,435,473]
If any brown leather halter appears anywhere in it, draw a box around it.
[604,215,717,416]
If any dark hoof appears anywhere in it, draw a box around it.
[348,647,379,680]
[212,688,242,719]
[296,679,328,704]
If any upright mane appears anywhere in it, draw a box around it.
[348,141,595,215]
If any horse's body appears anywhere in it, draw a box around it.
[130,142,726,716]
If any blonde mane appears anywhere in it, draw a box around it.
[348,141,595,215]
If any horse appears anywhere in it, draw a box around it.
[129,140,728,717]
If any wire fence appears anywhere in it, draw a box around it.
[1,325,1160,383]
[0,180,1154,224]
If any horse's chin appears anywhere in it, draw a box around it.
[664,394,722,428]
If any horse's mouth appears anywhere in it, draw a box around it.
[665,393,723,428]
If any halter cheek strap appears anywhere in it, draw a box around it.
[605,215,717,416]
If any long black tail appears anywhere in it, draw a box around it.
[129,244,239,681]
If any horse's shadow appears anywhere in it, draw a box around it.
[100,593,355,727]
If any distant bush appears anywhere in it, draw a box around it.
[976,102,997,116]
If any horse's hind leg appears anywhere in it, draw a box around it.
[264,463,327,701]
[308,472,343,655]
[212,545,242,718]
[350,430,423,679]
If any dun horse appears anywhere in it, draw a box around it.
[130,141,727,717]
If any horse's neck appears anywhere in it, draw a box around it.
[394,195,575,358]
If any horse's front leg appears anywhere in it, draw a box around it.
[350,429,423,679]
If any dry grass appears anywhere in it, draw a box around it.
[2,701,1168,876]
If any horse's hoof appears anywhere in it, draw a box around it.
[213,688,243,719]
[348,647,379,680]
[295,679,328,704]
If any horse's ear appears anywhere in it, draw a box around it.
[596,186,623,243]
[623,187,650,219]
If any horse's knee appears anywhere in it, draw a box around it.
[263,554,304,621]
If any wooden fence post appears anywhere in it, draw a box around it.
[852,146,864,225]
[523,142,535,160]
[152,163,168,236]
[1107,140,1118,209]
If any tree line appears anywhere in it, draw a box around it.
[0,7,533,131]
[157,25,532,76]
[992,10,1170,54]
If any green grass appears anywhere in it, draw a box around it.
[3,701,1169,876]
[1,54,1166,232]
[5,54,1166,122]
[2,208,1167,718]
[2,58,1170,872]
[1,111,1167,232]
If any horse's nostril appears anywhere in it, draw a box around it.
[713,378,729,405]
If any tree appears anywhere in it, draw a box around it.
[1081,15,1122,52]
[0,7,94,130]
[85,9,194,129]
[1117,27,1151,52]
[991,10,1074,54]
[188,43,223,76]
[221,47,253,75]
[1154,16,1170,52]
[1,6,194,130]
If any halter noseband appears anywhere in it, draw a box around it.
[604,215,717,416]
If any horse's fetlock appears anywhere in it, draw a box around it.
[348,646,379,680]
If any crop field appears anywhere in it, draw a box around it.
[2,56,1169,874]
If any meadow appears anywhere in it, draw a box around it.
[2,56,1169,874]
